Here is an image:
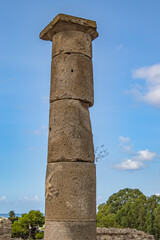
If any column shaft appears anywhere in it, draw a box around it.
[40,14,98,240]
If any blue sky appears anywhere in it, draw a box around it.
[0,0,160,213]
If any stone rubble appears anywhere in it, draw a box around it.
[0,218,11,240]
[96,227,155,240]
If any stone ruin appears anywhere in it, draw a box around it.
[40,14,98,240]
[0,220,155,240]
[96,228,155,240]
[39,13,155,240]
[0,13,156,240]
[0,218,11,240]
[10,228,155,240]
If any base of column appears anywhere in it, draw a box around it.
[44,220,96,240]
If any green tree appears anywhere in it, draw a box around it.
[11,210,45,239]
[11,221,28,239]
[8,210,19,224]
[96,188,160,240]
[153,206,160,240]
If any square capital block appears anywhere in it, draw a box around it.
[39,13,98,41]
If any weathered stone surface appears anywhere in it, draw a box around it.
[96,228,155,240]
[48,99,94,163]
[45,162,96,220]
[49,100,91,132]
[44,221,96,240]
[40,13,98,240]
[39,13,98,41]
[0,218,11,240]
[50,54,94,106]
[43,227,155,240]
[52,31,92,58]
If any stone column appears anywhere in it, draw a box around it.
[40,14,98,240]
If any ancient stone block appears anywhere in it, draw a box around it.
[39,13,98,41]
[49,99,91,132]
[52,31,92,58]
[0,218,11,240]
[45,162,96,220]
[50,53,94,106]
[96,228,155,240]
[44,221,96,240]
[48,99,94,163]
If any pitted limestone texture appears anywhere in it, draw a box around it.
[0,218,11,240]
[44,221,96,240]
[40,13,98,240]
[52,31,92,58]
[50,53,94,106]
[96,228,155,240]
[45,162,96,220]
[48,99,94,163]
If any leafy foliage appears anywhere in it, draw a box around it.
[96,188,160,240]
[11,210,44,239]
[8,211,19,224]
[35,231,44,239]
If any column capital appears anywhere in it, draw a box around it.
[39,13,98,41]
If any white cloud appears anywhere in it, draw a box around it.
[136,150,157,161]
[123,144,134,154]
[40,125,47,130]
[32,130,41,135]
[19,195,39,202]
[34,195,39,201]
[32,125,48,135]
[0,196,7,201]
[97,196,102,201]
[119,136,133,155]
[115,159,146,170]
[115,137,157,170]
[119,136,130,144]
[155,193,160,197]
[129,63,160,108]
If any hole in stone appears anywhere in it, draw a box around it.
[49,127,51,131]
[71,69,74,72]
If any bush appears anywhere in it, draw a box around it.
[35,231,44,239]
